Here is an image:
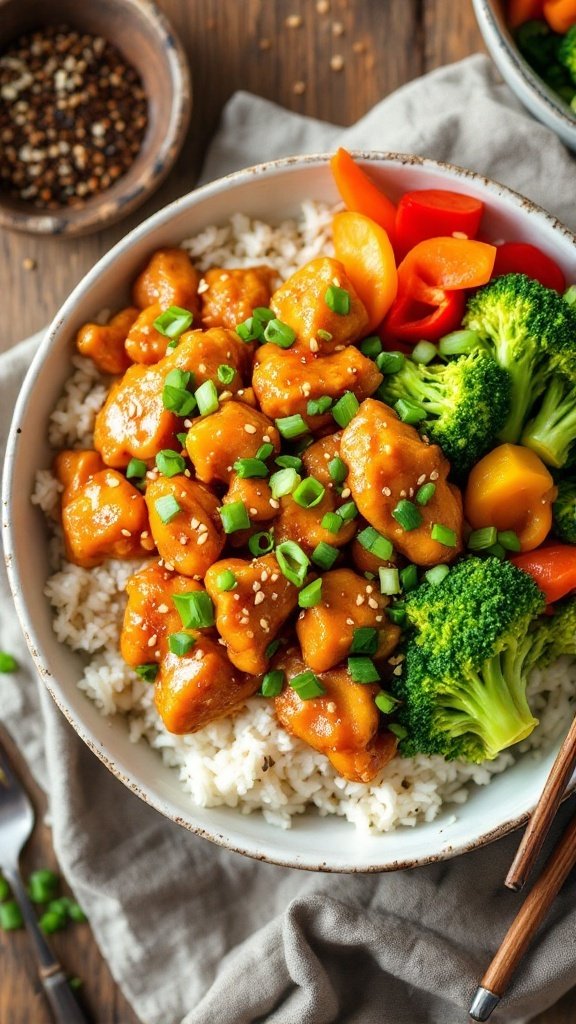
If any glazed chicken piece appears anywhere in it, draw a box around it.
[275,490,356,554]
[252,343,382,426]
[125,304,174,365]
[340,399,463,567]
[296,568,400,673]
[94,328,249,468]
[54,451,151,568]
[301,432,343,490]
[132,247,202,315]
[204,553,298,674]
[145,476,224,577]
[155,638,259,734]
[201,265,277,330]
[121,560,203,665]
[270,256,369,353]
[185,401,280,485]
[76,306,139,375]
[274,649,398,783]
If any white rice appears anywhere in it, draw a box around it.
[32,202,576,832]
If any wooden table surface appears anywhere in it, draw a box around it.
[1,1,575,1021]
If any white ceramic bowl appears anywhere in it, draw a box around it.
[4,154,576,872]
[473,0,576,151]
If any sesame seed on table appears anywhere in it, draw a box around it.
[1,3,572,1024]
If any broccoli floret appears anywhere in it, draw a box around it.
[516,20,558,74]
[558,25,576,85]
[377,349,511,473]
[521,373,576,467]
[392,557,545,762]
[463,274,576,443]
[553,479,576,542]
[534,598,576,668]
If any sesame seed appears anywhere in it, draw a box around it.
[270,573,279,582]
[340,487,351,499]
[190,517,199,529]
[309,338,319,353]
[259,618,270,631]
[430,469,439,481]
[239,616,249,625]
[269,498,280,509]
[244,424,257,434]
[147,634,157,647]
[382,486,392,497]
[346,617,354,625]
[368,597,379,609]
[249,507,258,516]
[452,231,468,239]
[355,594,364,606]
[141,531,149,539]
[261,570,269,582]
[197,278,209,294]
[375,614,383,623]
[262,434,271,443]
[246,630,255,639]
[365,585,374,594]
[120,528,131,537]
[399,489,406,498]
[271,592,278,601]
[184,419,192,428]
[254,591,265,606]
[107,476,120,488]
[241,607,250,616]
[393,665,403,676]
[179,535,189,545]
[197,533,208,545]
[327,701,337,712]
[164,562,174,571]
[157,604,169,613]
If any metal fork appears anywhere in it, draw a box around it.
[0,735,89,1024]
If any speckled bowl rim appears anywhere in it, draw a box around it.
[0,0,192,237]
[473,0,576,149]
[4,151,576,872]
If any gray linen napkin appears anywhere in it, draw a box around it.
[2,54,576,1024]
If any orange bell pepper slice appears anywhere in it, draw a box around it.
[398,237,497,296]
[464,444,557,552]
[543,0,576,32]
[330,148,397,243]
[507,0,544,28]
[332,211,398,332]
[511,544,576,603]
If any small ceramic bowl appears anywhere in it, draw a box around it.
[4,154,576,872]
[0,0,191,236]
[473,0,576,151]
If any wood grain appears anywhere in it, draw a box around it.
[1,2,573,1022]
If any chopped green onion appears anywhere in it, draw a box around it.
[216,569,237,591]
[290,669,325,699]
[0,901,23,931]
[317,328,333,341]
[68,903,87,923]
[0,651,18,673]
[400,564,418,591]
[275,414,310,440]
[135,663,159,682]
[69,977,83,991]
[260,670,285,697]
[389,723,408,740]
[165,368,192,390]
[154,495,181,524]
[256,442,274,461]
[332,391,359,428]
[497,530,522,552]
[357,526,393,561]
[376,351,405,374]
[328,457,348,483]
[234,457,269,479]
[27,869,59,904]
[325,284,351,315]
[348,656,380,683]
[395,398,427,424]
[217,364,236,385]
[431,523,457,547]
[468,526,498,551]
[155,449,186,477]
[270,467,301,499]
[424,564,450,586]
[321,511,343,534]
[249,531,275,556]
[412,341,437,365]
[307,395,333,416]
[392,499,422,531]
[379,566,401,595]
[275,540,310,587]
[487,542,506,560]
[168,632,196,656]
[39,910,66,934]
[236,316,263,343]
[337,500,359,523]
[153,305,194,339]
[311,541,339,571]
[375,690,400,714]
[292,477,325,509]
[162,385,197,416]
[195,380,219,416]
[219,501,250,534]
[438,329,480,357]
[0,874,10,902]
[388,605,407,626]
[263,318,297,348]
[126,458,147,480]
[298,578,323,608]
[275,454,303,470]
[563,285,576,308]
[360,335,383,359]
[253,306,275,324]
[173,591,215,629]
[416,482,436,505]
[265,638,281,659]
[176,432,188,447]
[350,626,378,656]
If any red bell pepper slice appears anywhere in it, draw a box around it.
[511,544,576,603]
[492,242,566,293]
[395,190,484,259]
[381,286,466,346]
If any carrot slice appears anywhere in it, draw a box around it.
[332,211,398,332]
[543,0,576,32]
[330,149,397,243]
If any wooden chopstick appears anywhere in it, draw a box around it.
[506,714,576,892]
[469,804,576,1022]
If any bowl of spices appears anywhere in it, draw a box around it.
[0,0,191,235]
